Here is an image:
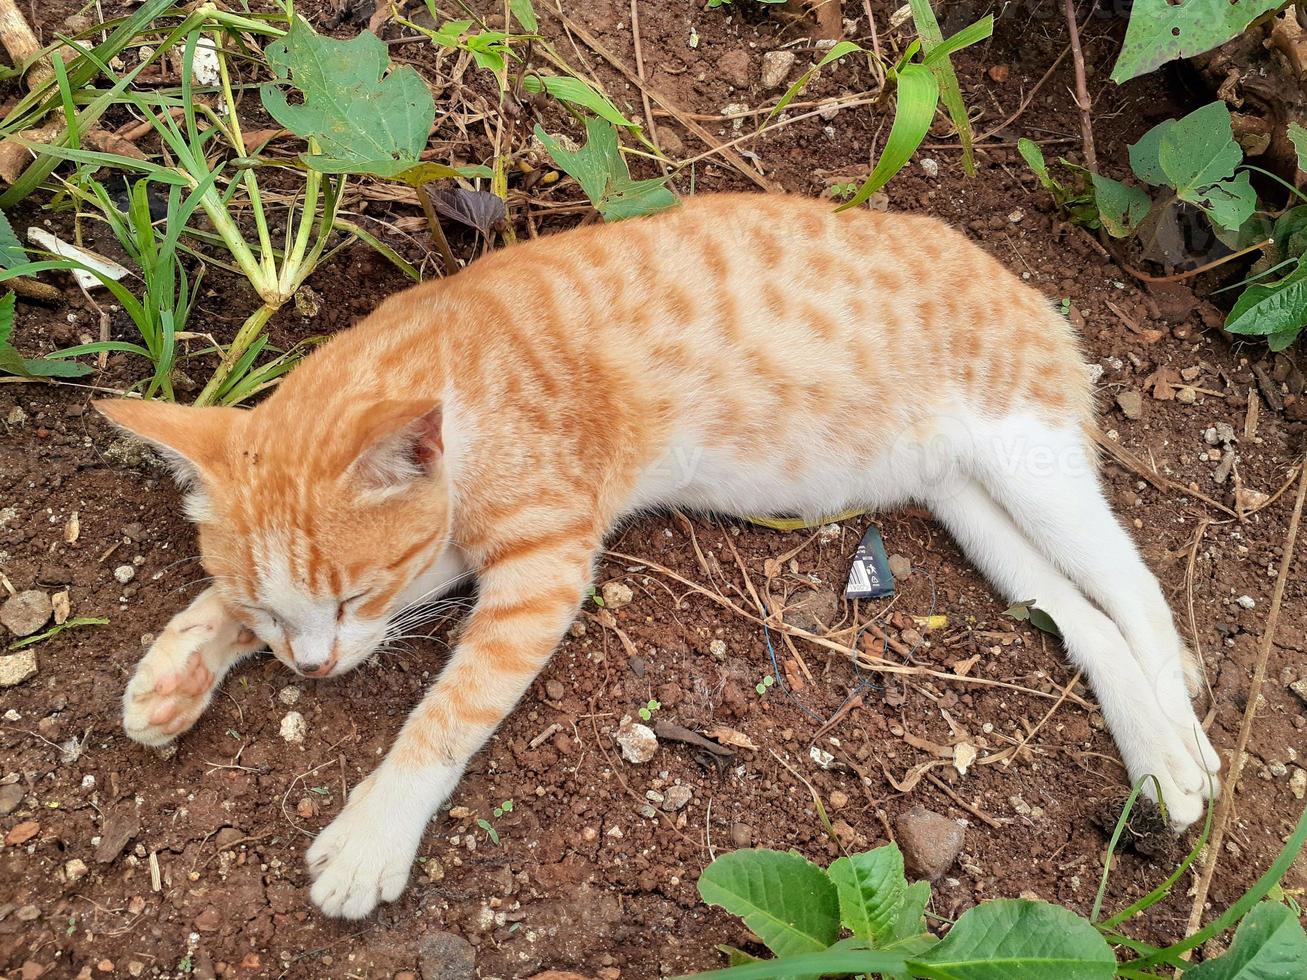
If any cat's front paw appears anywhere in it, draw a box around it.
[306,775,425,919]
[123,603,256,746]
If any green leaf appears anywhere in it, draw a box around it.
[1112,0,1285,84]
[521,75,634,128]
[533,118,677,221]
[827,844,906,944]
[8,616,109,650]
[1091,173,1151,238]
[0,210,25,269]
[0,292,94,379]
[1289,122,1307,173]
[509,0,538,33]
[837,63,939,210]
[673,943,908,980]
[260,17,436,179]
[1128,117,1171,187]
[1003,601,1061,639]
[908,3,986,176]
[697,849,840,958]
[1226,256,1307,343]
[1184,902,1307,980]
[1156,102,1243,198]
[914,900,1116,980]
[766,40,863,127]
[1199,171,1257,231]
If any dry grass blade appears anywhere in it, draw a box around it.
[1090,428,1237,518]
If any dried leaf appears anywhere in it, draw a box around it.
[51,590,70,626]
[84,129,147,161]
[429,187,505,235]
[703,725,758,752]
[953,742,978,776]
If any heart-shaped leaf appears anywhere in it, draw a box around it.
[1112,0,1284,84]
[697,849,840,959]
[827,844,906,945]
[1184,902,1307,980]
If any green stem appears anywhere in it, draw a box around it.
[193,303,278,406]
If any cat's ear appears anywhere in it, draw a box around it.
[94,399,242,487]
[347,399,443,493]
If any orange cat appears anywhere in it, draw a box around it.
[99,193,1219,918]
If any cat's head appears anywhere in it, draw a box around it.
[96,397,451,677]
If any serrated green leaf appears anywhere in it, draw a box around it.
[827,844,906,944]
[533,118,677,221]
[1184,902,1307,980]
[1226,256,1307,344]
[522,74,634,128]
[0,210,25,269]
[837,63,939,210]
[1091,173,1151,238]
[697,849,840,958]
[260,18,435,179]
[1112,0,1284,84]
[1289,122,1307,173]
[914,900,1115,980]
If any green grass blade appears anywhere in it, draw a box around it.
[1091,776,1159,923]
[837,63,938,210]
[908,0,980,175]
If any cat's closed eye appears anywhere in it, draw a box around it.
[337,593,369,622]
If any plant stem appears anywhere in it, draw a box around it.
[415,183,458,275]
[193,303,277,406]
[1063,0,1096,172]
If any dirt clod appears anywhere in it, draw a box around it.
[895,806,964,880]
[1116,390,1144,420]
[418,930,476,980]
[600,581,633,609]
[1,590,52,637]
[0,783,24,815]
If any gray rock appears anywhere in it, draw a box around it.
[615,722,658,764]
[760,50,796,89]
[1,590,52,637]
[662,785,693,812]
[782,589,839,634]
[419,930,475,980]
[730,823,752,848]
[0,783,23,816]
[95,807,142,863]
[895,805,964,880]
[0,650,37,688]
[1116,391,1144,420]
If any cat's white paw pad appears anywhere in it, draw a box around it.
[122,625,222,746]
[307,794,419,919]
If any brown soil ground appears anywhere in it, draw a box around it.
[2,2,1306,979]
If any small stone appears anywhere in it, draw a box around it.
[277,685,301,706]
[127,962,144,977]
[760,50,796,89]
[1290,768,1306,800]
[1237,595,1256,610]
[730,823,752,848]
[829,789,849,809]
[1115,391,1144,420]
[1176,386,1198,404]
[1,590,53,637]
[987,63,1010,82]
[1289,679,1307,707]
[895,806,964,880]
[96,962,114,975]
[95,807,141,864]
[919,157,939,178]
[709,639,728,660]
[662,785,692,812]
[637,803,657,819]
[279,711,307,743]
[64,858,89,882]
[419,929,476,980]
[113,565,136,585]
[545,679,566,701]
[6,820,40,845]
[15,905,40,921]
[0,650,38,688]
[719,49,750,89]
[296,796,318,819]
[0,783,24,815]
[782,589,839,633]
[888,554,912,580]
[818,523,841,544]
[601,581,634,609]
[193,906,222,932]
[615,721,658,764]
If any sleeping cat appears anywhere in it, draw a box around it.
[98,192,1220,919]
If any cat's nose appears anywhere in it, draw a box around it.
[304,658,336,678]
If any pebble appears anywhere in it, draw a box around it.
[94,808,141,864]
[279,711,307,743]
[1236,595,1256,610]
[730,823,752,848]
[895,806,964,880]
[709,639,728,660]
[615,721,658,764]
[113,565,136,585]
[418,929,476,980]
[828,789,849,809]
[760,50,796,88]
[1288,678,1307,707]
[6,820,40,845]
[545,679,565,701]
[1,590,52,637]
[1290,768,1306,800]
[600,581,634,609]
[888,554,912,580]
[662,785,692,811]
[277,685,301,706]
[64,858,88,882]
[0,783,24,815]
[1176,386,1197,404]
[919,157,939,178]
[0,649,38,688]
[1115,391,1144,420]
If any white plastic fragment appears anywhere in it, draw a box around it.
[27,227,129,290]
